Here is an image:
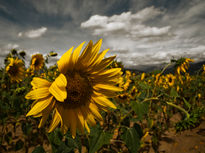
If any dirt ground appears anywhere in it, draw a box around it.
[149,120,205,153]
[157,121,205,153]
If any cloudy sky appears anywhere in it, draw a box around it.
[0,0,205,69]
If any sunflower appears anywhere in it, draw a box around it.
[141,72,145,80]
[30,54,44,71]
[25,39,122,138]
[154,73,161,86]
[6,58,25,82]
[165,74,175,86]
[202,65,205,74]
[176,58,194,75]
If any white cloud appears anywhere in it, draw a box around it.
[81,6,169,38]
[80,5,205,68]
[6,43,19,49]
[18,32,23,37]
[18,27,47,38]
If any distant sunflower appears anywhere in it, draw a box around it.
[165,74,175,86]
[6,58,25,82]
[30,54,44,71]
[141,72,145,80]
[26,39,122,138]
[202,65,205,74]
[154,73,161,85]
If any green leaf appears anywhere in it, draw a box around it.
[148,119,154,128]
[32,146,46,153]
[47,129,63,146]
[183,98,191,110]
[170,88,179,97]
[58,143,73,153]
[89,127,113,153]
[48,129,82,153]
[121,124,143,153]
[138,82,150,90]
[133,123,143,138]
[65,132,82,152]
[47,129,68,153]
[131,101,149,121]
[119,106,129,116]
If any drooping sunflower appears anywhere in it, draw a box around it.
[176,58,194,75]
[25,39,122,138]
[6,58,25,82]
[30,54,44,71]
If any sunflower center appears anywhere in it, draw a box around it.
[8,65,18,75]
[65,72,92,107]
[168,77,172,83]
[34,58,40,67]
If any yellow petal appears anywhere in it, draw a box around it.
[86,39,102,65]
[31,77,51,89]
[38,100,55,128]
[93,90,117,98]
[57,47,73,74]
[49,74,67,102]
[87,113,96,126]
[71,42,85,67]
[92,73,122,85]
[76,109,85,128]
[181,65,186,73]
[78,40,93,61]
[93,39,102,53]
[32,111,43,117]
[89,49,109,67]
[57,106,77,137]
[26,96,53,116]
[55,104,69,134]
[48,109,61,133]
[89,56,116,73]
[92,96,116,109]
[61,125,69,135]
[89,103,103,121]
[25,87,50,100]
[82,39,102,66]
[91,68,122,79]
[69,110,77,138]
[75,41,93,71]
[38,113,49,128]
[177,67,180,75]
[93,84,122,92]
[84,121,90,133]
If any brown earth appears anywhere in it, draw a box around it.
[157,121,205,153]
[141,113,205,153]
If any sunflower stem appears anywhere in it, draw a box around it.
[161,63,172,74]
[141,94,162,103]
[166,102,190,119]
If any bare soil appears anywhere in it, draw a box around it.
[157,121,205,153]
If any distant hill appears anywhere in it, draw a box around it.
[124,60,205,74]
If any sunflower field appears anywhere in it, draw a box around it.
[0,40,205,153]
